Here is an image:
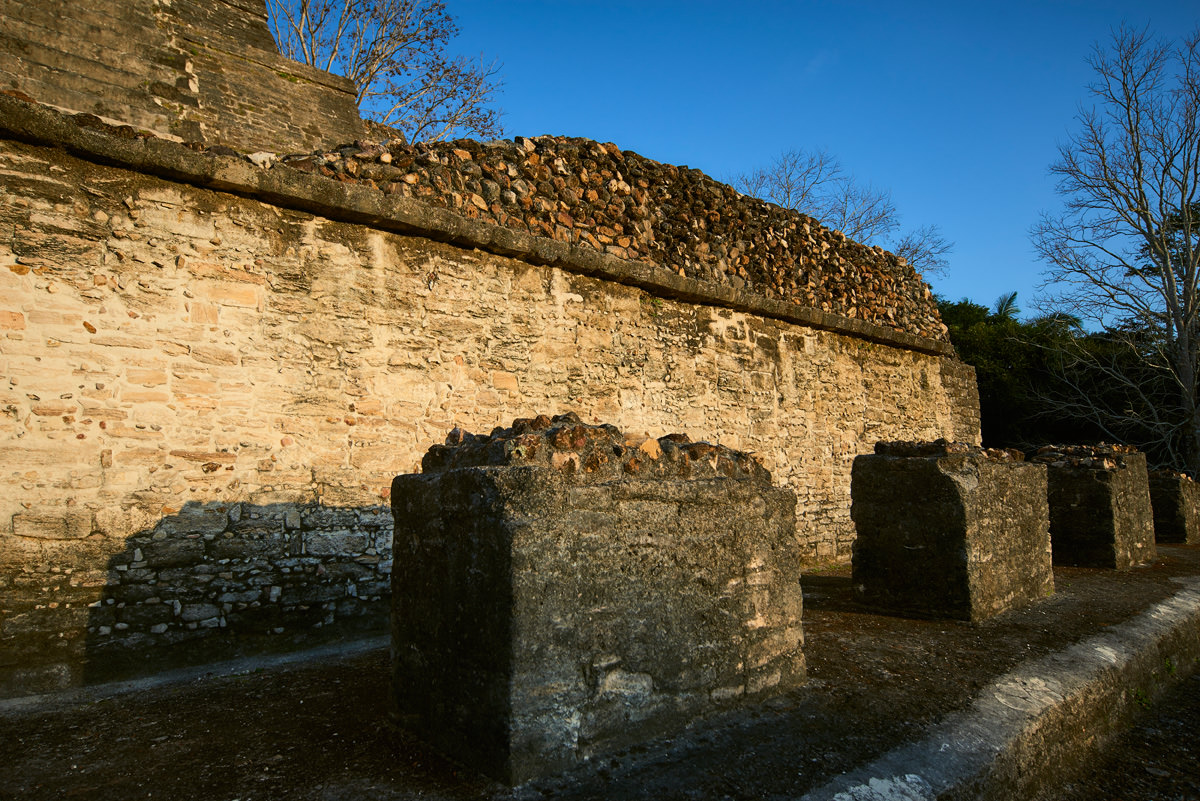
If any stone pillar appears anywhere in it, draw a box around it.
[1148,470,1200,545]
[851,440,1052,621]
[389,413,804,785]
[1030,445,1156,568]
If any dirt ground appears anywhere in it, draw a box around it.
[1044,668,1200,801]
[3,547,1200,801]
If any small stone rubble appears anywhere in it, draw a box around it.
[874,438,1024,462]
[420,412,771,483]
[1149,467,1194,482]
[271,135,945,341]
[1030,443,1141,470]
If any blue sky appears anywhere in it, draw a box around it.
[449,0,1198,317]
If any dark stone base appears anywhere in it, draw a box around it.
[1149,471,1200,544]
[391,451,803,784]
[1036,451,1155,568]
[851,447,1052,621]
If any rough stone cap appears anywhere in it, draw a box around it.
[873,439,1025,462]
[420,413,772,484]
[1149,468,1194,482]
[1029,443,1141,470]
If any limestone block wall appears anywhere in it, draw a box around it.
[0,99,979,696]
[0,0,366,152]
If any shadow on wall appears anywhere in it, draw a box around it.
[1,500,393,697]
[84,500,394,687]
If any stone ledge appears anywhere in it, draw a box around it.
[1030,443,1143,470]
[800,580,1200,801]
[874,438,1024,461]
[0,93,955,358]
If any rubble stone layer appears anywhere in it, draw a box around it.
[271,134,948,342]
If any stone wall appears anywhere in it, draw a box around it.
[0,0,366,153]
[0,93,978,695]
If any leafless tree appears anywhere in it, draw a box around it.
[893,224,953,276]
[823,176,899,244]
[267,0,503,142]
[734,149,952,275]
[735,149,842,216]
[1032,25,1200,472]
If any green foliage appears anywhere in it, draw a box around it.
[938,293,1099,448]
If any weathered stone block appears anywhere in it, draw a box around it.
[1147,470,1200,544]
[851,441,1052,621]
[1031,445,1156,568]
[139,537,205,568]
[390,415,803,784]
[11,510,93,540]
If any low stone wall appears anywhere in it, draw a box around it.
[4,500,391,695]
[1031,445,1156,569]
[850,441,1052,621]
[390,415,803,784]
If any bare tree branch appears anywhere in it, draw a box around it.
[734,148,953,276]
[1033,24,1200,472]
[893,224,953,277]
[267,0,503,142]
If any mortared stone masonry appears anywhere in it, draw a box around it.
[390,414,804,784]
[0,0,978,698]
[850,441,1053,622]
